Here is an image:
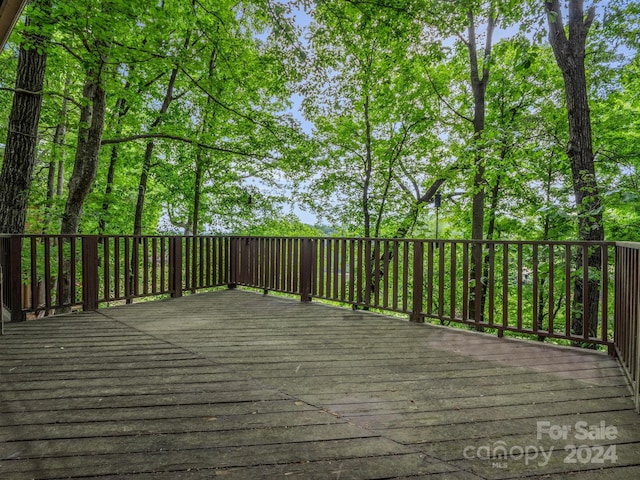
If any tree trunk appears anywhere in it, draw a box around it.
[362,93,373,239]
[61,70,107,235]
[133,67,179,236]
[545,0,604,345]
[98,144,119,234]
[193,151,203,236]
[537,156,555,339]
[44,75,70,233]
[466,8,495,325]
[133,141,155,236]
[99,96,129,234]
[57,65,107,314]
[45,158,56,233]
[361,93,375,306]
[0,1,50,234]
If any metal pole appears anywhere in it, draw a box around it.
[434,192,442,243]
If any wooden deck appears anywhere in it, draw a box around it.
[1,289,639,479]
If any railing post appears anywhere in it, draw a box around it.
[169,237,183,298]
[5,236,25,322]
[410,240,424,323]
[0,262,4,334]
[636,299,640,413]
[300,238,314,302]
[81,236,99,311]
[634,248,640,412]
[227,237,237,289]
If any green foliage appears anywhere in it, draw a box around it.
[234,213,323,236]
[0,0,638,240]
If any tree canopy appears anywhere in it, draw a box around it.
[0,0,638,241]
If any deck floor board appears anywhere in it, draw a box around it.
[1,289,639,479]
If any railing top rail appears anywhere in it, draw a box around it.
[0,234,197,239]
[225,235,616,246]
[0,233,621,247]
[616,241,640,250]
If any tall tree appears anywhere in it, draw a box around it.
[61,63,108,234]
[0,0,51,234]
[300,0,443,238]
[463,4,496,324]
[544,0,604,341]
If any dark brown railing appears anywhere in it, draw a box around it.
[0,235,232,320]
[614,242,640,411]
[230,238,616,347]
[1,234,639,409]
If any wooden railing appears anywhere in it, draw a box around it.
[230,237,616,347]
[0,235,231,320]
[614,242,640,412]
[2,234,638,409]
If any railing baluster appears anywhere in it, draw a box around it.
[410,240,424,323]
[151,237,157,294]
[583,244,590,339]
[427,241,434,316]
[103,237,110,302]
[382,240,389,308]
[205,237,211,287]
[293,238,299,294]
[318,239,325,299]
[462,242,469,322]
[602,245,609,345]
[44,237,51,311]
[133,237,140,298]
[451,242,457,321]
[565,244,572,338]
[501,244,508,336]
[548,245,555,336]
[348,239,355,304]
[532,244,539,334]
[356,239,363,305]
[69,236,77,307]
[81,236,99,311]
[339,239,344,300]
[124,237,131,299]
[326,239,333,299]
[438,240,445,320]
[364,240,372,307]
[199,236,205,288]
[487,242,494,326]
[402,241,409,313]
[57,236,64,308]
[373,240,380,306]
[517,243,523,330]
[30,237,37,313]
[114,237,121,298]
[336,238,341,299]
[143,236,149,296]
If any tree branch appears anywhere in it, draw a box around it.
[483,8,497,83]
[0,87,83,109]
[423,65,474,124]
[545,0,568,49]
[417,178,446,204]
[100,133,263,158]
[178,65,284,141]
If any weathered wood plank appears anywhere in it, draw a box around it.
[0,437,413,477]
